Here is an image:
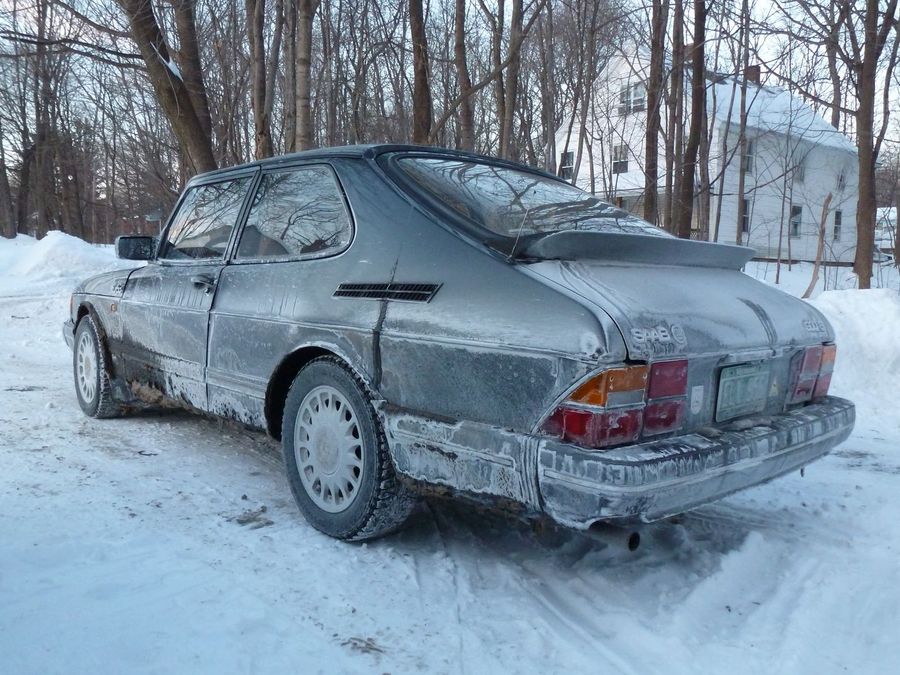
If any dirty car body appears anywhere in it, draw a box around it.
[64,145,855,537]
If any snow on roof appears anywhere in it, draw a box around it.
[709,79,857,154]
[602,52,857,154]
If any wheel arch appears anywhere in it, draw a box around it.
[265,344,374,440]
[74,301,115,377]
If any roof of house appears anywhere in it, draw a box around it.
[708,79,857,154]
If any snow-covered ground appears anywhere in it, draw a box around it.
[2,232,899,674]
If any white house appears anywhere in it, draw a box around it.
[555,52,859,264]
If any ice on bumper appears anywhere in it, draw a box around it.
[539,396,855,528]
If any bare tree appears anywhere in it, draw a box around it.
[644,0,668,225]
[410,0,432,144]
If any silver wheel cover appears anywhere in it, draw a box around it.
[76,329,98,404]
[294,385,365,513]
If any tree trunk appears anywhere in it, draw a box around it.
[852,0,887,290]
[172,1,213,141]
[118,0,216,174]
[500,0,524,159]
[410,0,433,144]
[454,0,475,151]
[537,5,556,172]
[735,0,750,245]
[826,6,842,130]
[283,0,298,151]
[804,193,833,298]
[294,0,319,151]
[246,0,273,159]
[673,0,705,239]
[0,117,15,238]
[666,0,685,233]
[644,0,668,225]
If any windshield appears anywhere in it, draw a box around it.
[395,157,669,239]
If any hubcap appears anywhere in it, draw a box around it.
[294,385,364,513]
[76,330,98,403]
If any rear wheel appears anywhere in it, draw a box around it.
[281,357,416,541]
[73,316,122,418]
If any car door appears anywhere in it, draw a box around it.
[119,171,256,408]
[206,163,365,428]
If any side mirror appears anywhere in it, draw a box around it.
[115,235,156,261]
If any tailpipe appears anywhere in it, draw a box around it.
[586,522,641,552]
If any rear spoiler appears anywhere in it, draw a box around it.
[520,231,755,270]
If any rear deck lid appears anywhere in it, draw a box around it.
[522,235,832,359]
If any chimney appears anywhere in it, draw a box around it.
[744,64,761,85]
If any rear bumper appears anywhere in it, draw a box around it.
[539,396,855,528]
[62,319,75,349]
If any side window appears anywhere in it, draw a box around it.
[236,165,352,259]
[161,177,251,260]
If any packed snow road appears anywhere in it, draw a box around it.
[2,233,899,674]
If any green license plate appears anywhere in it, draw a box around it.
[715,362,771,422]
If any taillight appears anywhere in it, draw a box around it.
[648,360,688,398]
[644,360,688,436]
[541,360,688,450]
[789,345,824,404]
[813,344,836,399]
[542,365,648,449]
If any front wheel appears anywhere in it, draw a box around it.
[281,357,416,541]
[73,316,122,418]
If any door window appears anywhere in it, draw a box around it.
[236,165,352,259]
[161,177,252,260]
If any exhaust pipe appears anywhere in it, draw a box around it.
[586,522,641,551]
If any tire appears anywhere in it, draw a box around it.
[73,315,122,418]
[281,357,416,541]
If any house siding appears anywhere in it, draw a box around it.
[554,54,859,263]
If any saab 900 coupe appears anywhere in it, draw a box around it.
[64,145,854,542]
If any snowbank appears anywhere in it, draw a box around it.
[0,231,129,296]
[811,289,900,432]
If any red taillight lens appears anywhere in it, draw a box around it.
[643,399,687,436]
[648,360,688,399]
[544,406,643,447]
[790,345,824,404]
[813,344,836,399]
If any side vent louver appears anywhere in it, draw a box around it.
[333,283,441,303]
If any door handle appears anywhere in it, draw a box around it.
[191,274,216,293]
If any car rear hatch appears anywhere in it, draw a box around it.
[519,231,834,432]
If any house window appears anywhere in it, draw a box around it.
[833,209,842,241]
[790,204,802,238]
[559,151,575,180]
[618,83,646,115]
[740,198,751,234]
[837,167,846,191]
[612,144,629,174]
[742,139,755,175]
[795,158,805,183]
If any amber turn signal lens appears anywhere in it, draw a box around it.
[569,365,649,407]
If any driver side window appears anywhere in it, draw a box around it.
[161,177,252,260]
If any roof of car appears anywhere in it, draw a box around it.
[188,144,558,184]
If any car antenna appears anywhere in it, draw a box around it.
[507,207,532,263]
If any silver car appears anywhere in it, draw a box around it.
[64,145,855,542]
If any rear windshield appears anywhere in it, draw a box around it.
[395,157,669,239]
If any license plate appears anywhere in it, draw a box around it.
[715,362,771,422]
